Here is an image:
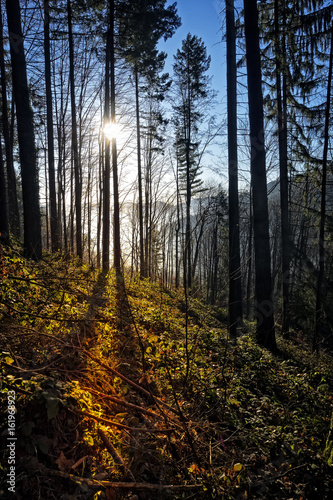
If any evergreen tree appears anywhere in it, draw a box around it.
[173,33,211,290]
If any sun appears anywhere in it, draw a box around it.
[103,121,120,141]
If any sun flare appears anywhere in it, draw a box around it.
[103,122,120,141]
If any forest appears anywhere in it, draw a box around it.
[0,0,333,498]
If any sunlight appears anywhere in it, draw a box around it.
[103,121,120,141]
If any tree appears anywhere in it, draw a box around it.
[273,0,290,336]
[0,140,9,245]
[44,0,59,252]
[67,0,82,259]
[314,24,333,351]
[6,0,42,259]
[173,33,211,290]
[243,0,276,350]
[226,0,243,337]
[102,2,112,271]
[117,0,180,276]
[110,0,121,275]
[0,1,20,240]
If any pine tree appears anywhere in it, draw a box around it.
[173,33,211,290]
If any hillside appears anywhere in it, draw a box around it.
[0,247,332,499]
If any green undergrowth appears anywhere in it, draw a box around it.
[0,247,332,499]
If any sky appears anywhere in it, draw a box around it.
[159,0,227,106]
[157,0,228,184]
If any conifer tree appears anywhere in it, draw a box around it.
[173,33,211,290]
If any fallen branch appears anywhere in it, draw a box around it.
[83,350,179,416]
[70,408,173,434]
[31,463,202,491]
[83,387,164,421]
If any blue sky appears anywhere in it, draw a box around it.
[159,0,226,101]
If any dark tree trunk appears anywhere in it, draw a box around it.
[67,0,82,259]
[44,0,59,252]
[6,0,42,259]
[314,25,333,351]
[135,68,145,277]
[244,0,276,350]
[226,0,243,337]
[0,140,9,245]
[0,2,20,239]
[102,7,111,271]
[274,0,290,336]
[110,0,121,276]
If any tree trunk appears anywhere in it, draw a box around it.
[110,0,121,276]
[0,140,9,245]
[67,0,82,259]
[314,25,333,351]
[226,0,243,337]
[6,0,42,260]
[135,68,145,277]
[274,0,290,336]
[0,2,20,239]
[244,0,276,350]
[102,7,111,271]
[44,0,59,252]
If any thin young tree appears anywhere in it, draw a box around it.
[314,24,333,351]
[44,0,59,252]
[117,0,180,277]
[243,0,276,350]
[226,0,243,338]
[0,140,9,245]
[102,3,111,272]
[67,0,82,259]
[6,0,42,259]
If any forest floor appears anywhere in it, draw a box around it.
[0,248,332,499]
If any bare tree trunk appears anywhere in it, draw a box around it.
[110,0,121,276]
[44,0,59,252]
[244,0,276,350]
[6,0,42,259]
[0,140,9,244]
[102,7,111,271]
[226,0,243,337]
[0,2,20,239]
[275,0,290,336]
[314,25,333,351]
[67,0,82,259]
[135,68,145,277]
